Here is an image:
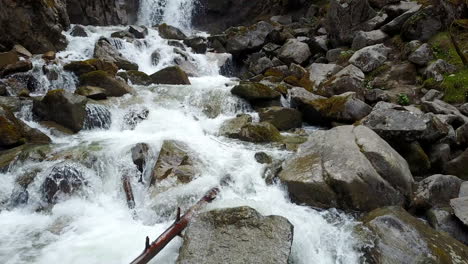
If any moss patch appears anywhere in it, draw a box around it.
[441,68,468,103]
[429,32,468,67]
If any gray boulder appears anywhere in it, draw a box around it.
[459,103,468,116]
[411,174,463,210]
[93,38,138,71]
[129,25,148,39]
[402,7,442,42]
[424,59,457,82]
[360,206,468,263]
[158,23,187,40]
[278,39,311,65]
[381,5,421,34]
[349,44,391,73]
[427,207,468,245]
[79,70,133,97]
[177,206,293,264]
[225,21,274,55]
[351,30,388,50]
[42,162,86,204]
[33,89,87,133]
[219,114,252,138]
[307,63,342,88]
[445,149,468,180]
[317,64,366,99]
[231,81,281,102]
[258,107,302,131]
[408,43,434,66]
[279,125,414,211]
[451,197,468,226]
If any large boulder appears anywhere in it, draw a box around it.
[158,23,187,40]
[65,0,139,26]
[424,59,457,82]
[149,66,191,85]
[279,125,414,211]
[0,60,33,77]
[361,102,448,143]
[451,196,468,226]
[359,206,468,263]
[93,38,138,71]
[79,70,133,97]
[381,4,421,34]
[219,114,252,138]
[225,21,275,55]
[426,207,468,245]
[408,43,434,66]
[307,63,342,88]
[64,59,118,76]
[411,174,463,211]
[258,107,302,131]
[0,51,19,70]
[317,64,366,99]
[231,81,281,102]
[150,140,200,187]
[238,122,282,143]
[42,162,86,204]
[177,206,293,264]
[445,149,468,180]
[32,89,87,133]
[351,30,388,50]
[349,44,391,73]
[117,70,152,85]
[277,39,311,65]
[0,105,50,149]
[402,7,442,42]
[0,0,70,53]
[326,0,377,46]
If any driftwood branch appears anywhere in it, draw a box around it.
[123,175,136,209]
[129,187,220,264]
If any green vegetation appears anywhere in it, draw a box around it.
[429,32,468,67]
[397,93,410,106]
[337,50,354,65]
[441,68,468,103]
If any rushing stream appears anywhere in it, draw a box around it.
[0,1,364,263]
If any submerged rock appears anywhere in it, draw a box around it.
[279,125,413,211]
[42,162,86,204]
[177,206,293,264]
[131,143,150,173]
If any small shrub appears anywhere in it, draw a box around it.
[398,93,410,106]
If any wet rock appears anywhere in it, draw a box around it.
[0,60,32,77]
[280,125,413,211]
[70,25,88,37]
[248,56,273,75]
[111,30,135,40]
[0,83,6,96]
[351,30,388,50]
[278,39,311,65]
[177,206,293,264]
[122,107,149,130]
[42,162,86,204]
[408,43,434,66]
[79,70,133,97]
[149,66,191,85]
[150,140,199,186]
[460,103,468,116]
[150,50,161,66]
[326,0,377,46]
[158,23,187,40]
[128,25,148,39]
[427,207,468,245]
[255,152,272,164]
[398,141,431,176]
[349,44,391,73]
[219,114,252,138]
[0,51,19,69]
[83,104,111,130]
[258,107,302,131]
[183,37,208,54]
[445,149,468,180]
[424,59,457,82]
[456,123,468,147]
[451,197,468,226]
[66,0,139,26]
[402,7,442,42]
[231,81,281,102]
[368,0,400,9]
[42,51,56,61]
[0,0,69,54]
[93,38,138,71]
[32,89,87,133]
[317,64,366,99]
[411,175,463,211]
[0,105,51,149]
[64,59,118,76]
[9,186,29,207]
[238,122,282,143]
[361,102,448,143]
[360,206,468,263]
[117,70,152,85]
[225,21,274,55]
[131,143,150,173]
[12,44,32,58]
[75,86,107,100]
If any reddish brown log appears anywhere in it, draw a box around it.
[123,175,136,209]
[129,187,219,264]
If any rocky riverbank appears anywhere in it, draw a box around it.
[1,0,468,263]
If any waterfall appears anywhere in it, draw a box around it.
[138,0,198,33]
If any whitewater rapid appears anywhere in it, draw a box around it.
[0,1,364,263]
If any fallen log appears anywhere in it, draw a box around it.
[129,187,220,264]
[123,175,136,209]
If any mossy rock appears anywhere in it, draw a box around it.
[149,66,190,85]
[429,32,468,68]
[231,81,281,101]
[63,61,96,76]
[117,70,152,85]
[75,86,107,100]
[441,68,468,104]
[283,74,314,92]
[79,70,133,97]
[238,122,282,143]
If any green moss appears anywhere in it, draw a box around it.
[337,50,354,65]
[423,78,442,90]
[47,89,65,95]
[80,70,110,83]
[0,116,21,143]
[429,32,468,67]
[441,68,468,103]
[391,35,406,54]
[283,74,314,92]
[367,64,391,79]
[264,68,285,78]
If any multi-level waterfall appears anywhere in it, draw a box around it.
[0,1,363,263]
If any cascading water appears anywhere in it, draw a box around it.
[138,0,197,32]
[0,1,365,264]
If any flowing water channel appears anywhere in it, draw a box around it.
[0,1,364,263]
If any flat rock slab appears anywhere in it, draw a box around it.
[451,197,468,226]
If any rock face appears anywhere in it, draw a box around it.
[318,64,366,99]
[66,0,139,26]
[360,206,468,264]
[149,66,191,85]
[150,140,199,186]
[158,24,187,40]
[326,0,377,46]
[0,105,51,149]
[33,89,88,133]
[279,125,413,211]
[225,21,274,55]
[451,197,468,226]
[177,206,293,264]
[0,0,70,53]
[402,7,442,42]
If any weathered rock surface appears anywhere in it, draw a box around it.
[231,81,281,102]
[307,63,342,88]
[408,43,434,66]
[411,174,463,211]
[349,44,391,73]
[427,207,468,245]
[158,23,187,40]
[451,197,468,226]
[402,7,442,42]
[278,39,311,65]
[279,125,414,211]
[79,70,133,97]
[219,114,253,138]
[225,21,274,55]
[360,206,468,264]
[445,149,468,180]
[66,0,139,26]
[317,65,366,99]
[238,122,282,143]
[93,38,138,71]
[258,107,302,131]
[351,30,388,50]
[33,89,88,133]
[177,206,293,264]
[131,143,150,173]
